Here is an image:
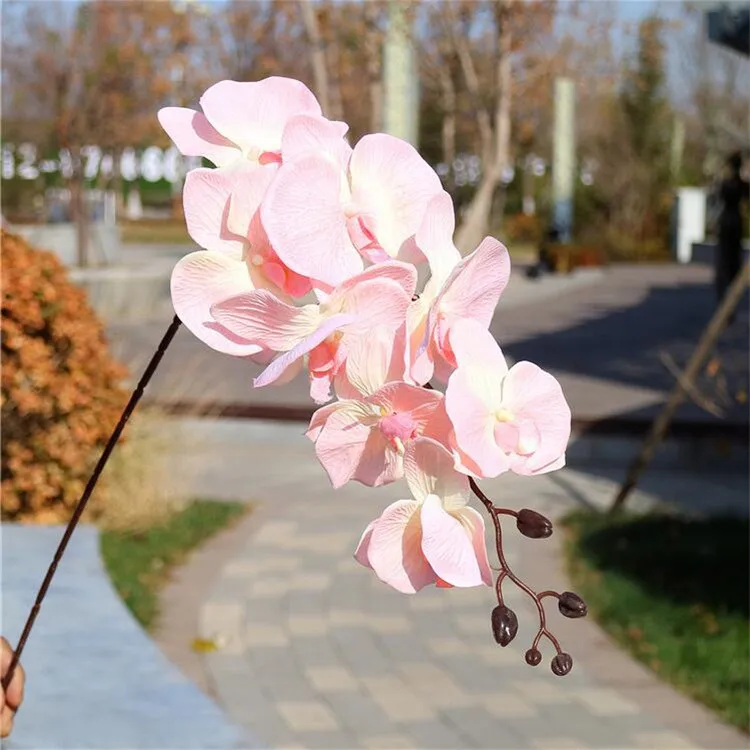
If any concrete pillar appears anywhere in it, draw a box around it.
[552,77,576,243]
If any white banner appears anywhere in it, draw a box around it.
[1,144,187,184]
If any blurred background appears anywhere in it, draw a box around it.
[2,0,748,263]
[1,2,748,749]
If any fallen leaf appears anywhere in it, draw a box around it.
[190,637,219,653]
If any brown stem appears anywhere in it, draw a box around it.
[538,590,560,601]
[494,570,507,602]
[468,477,567,659]
[2,316,182,691]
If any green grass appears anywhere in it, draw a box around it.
[100,500,248,630]
[562,511,750,732]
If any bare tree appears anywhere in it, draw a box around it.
[300,0,334,116]
[678,2,750,178]
[2,0,212,264]
[417,1,558,252]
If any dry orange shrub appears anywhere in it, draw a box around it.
[1,231,128,523]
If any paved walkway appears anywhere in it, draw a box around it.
[2,525,249,749]
[157,419,748,750]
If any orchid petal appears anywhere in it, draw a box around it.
[314,403,374,488]
[333,260,417,301]
[225,164,278,238]
[352,431,403,486]
[420,498,491,588]
[306,402,341,441]
[199,77,321,156]
[445,363,509,479]
[449,318,509,378]
[157,107,239,167]
[170,251,261,356]
[415,191,461,283]
[404,437,469,509]
[437,237,511,328]
[254,313,356,388]
[367,500,437,594]
[344,328,397,397]
[261,154,362,287]
[182,167,246,255]
[211,290,320,351]
[337,279,410,337]
[350,134,442,260]
[354,519,378,569]
[281,114,352,167]
[502,362,571,475]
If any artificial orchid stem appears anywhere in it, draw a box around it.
[467,477,581,672]
[2,316,183,691]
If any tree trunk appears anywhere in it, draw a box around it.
[300,1,332,116]
[454,168,501,252]
[364,4,383,132]
[455,0,512,253]
[325,30,344,121]
[70,171,89,268]
[439,66,456,168]
[522,157,536,215]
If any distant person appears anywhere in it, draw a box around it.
[525,225,560,280]
[1,637,25,738]
[715,151,749,313]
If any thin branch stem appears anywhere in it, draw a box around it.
[468,476,568,660]
[538,590,560,601]
[2,316,182,691]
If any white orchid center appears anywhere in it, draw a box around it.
[494,408,514,423]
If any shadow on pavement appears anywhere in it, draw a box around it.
[499,277,749,427]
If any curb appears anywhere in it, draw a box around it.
[146,400,749,473]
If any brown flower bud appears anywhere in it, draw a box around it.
[551,652,573,676]
[491,605,518,647]
[558,591,587,619]
[516,509,553,539]
[524,648,542,666]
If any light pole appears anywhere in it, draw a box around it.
[383,2,419,147]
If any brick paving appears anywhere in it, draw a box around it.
[155,418,749,750]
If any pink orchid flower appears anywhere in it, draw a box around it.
[445,318,571,478]
[306,376,444,488]
[157,77,325,168]
[170,165,274,356]
[329,323,410,400]
[354,438,492,594]
[260,133,443,288]
[174,113,355,307]
[409,196,511,385]
[210,262,417,403]
[170,161,317,355]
